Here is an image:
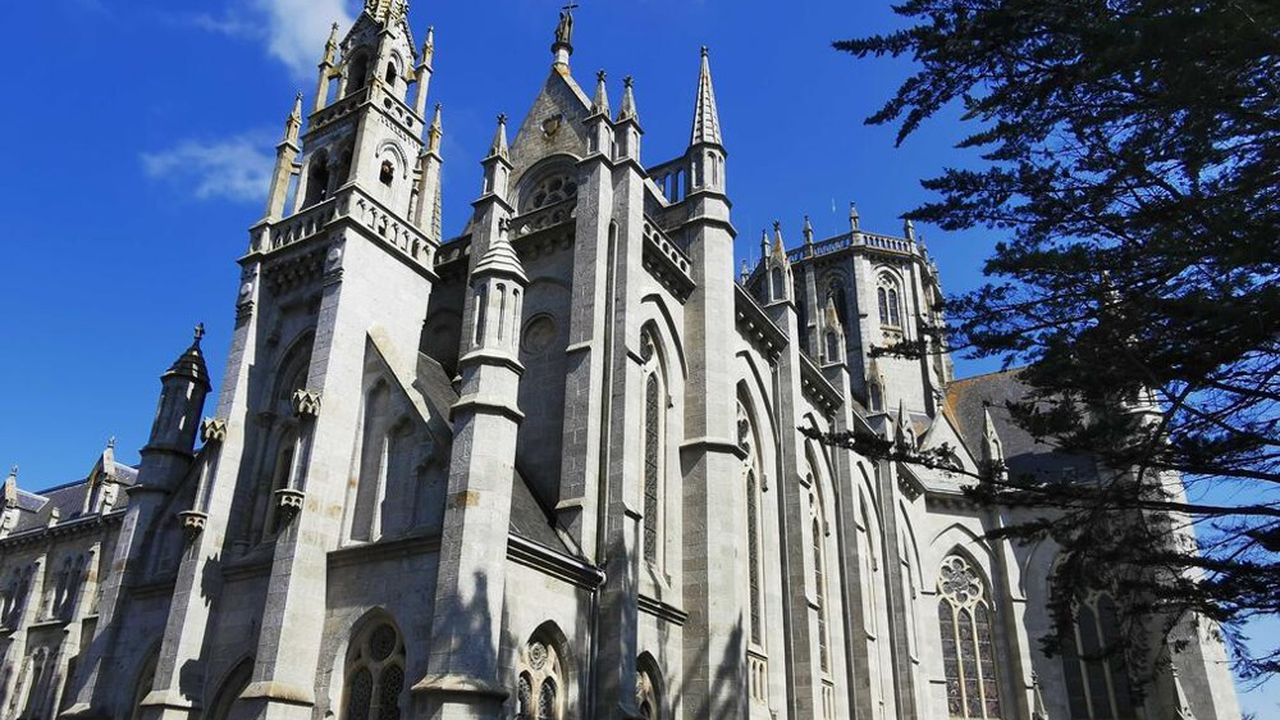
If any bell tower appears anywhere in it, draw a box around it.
[117,4,444,720]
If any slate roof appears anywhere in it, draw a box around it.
[8,463,137,535]
[945,369,1097,482]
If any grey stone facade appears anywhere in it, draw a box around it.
[0,3,1242,719]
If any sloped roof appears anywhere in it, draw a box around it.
[945,369,1097,482]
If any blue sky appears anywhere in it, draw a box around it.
[0,0,1272,713]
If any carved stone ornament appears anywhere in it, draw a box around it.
[274,488,306,524]
[292,389,323,419]
[178,510,208,540]
[201,418,228,444]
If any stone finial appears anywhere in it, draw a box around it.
[617,76,639,124]
[427,103,443,154]
[3,466,17,510]
[904,217,916,242]
[488,114,510,161]
[592,70,611,117]
[421,26,436,67]
[803,215,814,246]
[554,2,578,48]
[849,202,861,231]
[759,229,769,263]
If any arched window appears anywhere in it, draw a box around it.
[640,330,666,566]
[342,620,405,720]
[746,471,763,645]
[346,53,370,96]
[636,662,661,720]
[770,267,785,301]
[937,554,1002,719]
[474,286,489,346]
[521,173,578,213]
[825,332,840,364]
[825,282,849,328]
[206,659,253,720]
[1062,593,1136,719]
[516,635,567,720]
[384,61,398,86]
[303,151,331,208]
[811,488,831,676]
[877,272,903,327]
[350,383,392,542]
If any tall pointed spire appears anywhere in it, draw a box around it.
[690,46,722,147]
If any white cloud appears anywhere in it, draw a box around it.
[253,0,356,79]
[141,133,275,204]
[186,0,356,80]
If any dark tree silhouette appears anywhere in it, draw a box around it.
[828,0,1280,681]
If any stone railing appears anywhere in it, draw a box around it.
[254,186,435,274]
[648,158,689,204]
[748,649,769,706]
[309,80,424,137]
[786,231,916,262]
[511,198,577,237]
[641,218,695,300]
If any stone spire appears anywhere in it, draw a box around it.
[364,0,408,25]
[822,296,846,367]
[690,46,722,147]
[764,221,794,304]
[617,76,639,124]
[315,23,341,113]
[413,26,435,118]
[285,92,303,143]
[592,70,611,118]
[488,113,510,162]
[427,103,443,155]
[165,324,211,387]
[473,220,528,285]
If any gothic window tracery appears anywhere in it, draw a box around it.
[1062,593,1137,720]
[521,173,578,213]
[877,272,903,328]
[636,663,661,720]
[515,636,567,720]
[937,554,1002,719]
[640,330,667,567]
[342,621,405,720]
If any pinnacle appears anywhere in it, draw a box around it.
[690,45,722,147]
[488,114,510,161]
[592,70,611,117]
[617,76,639,124]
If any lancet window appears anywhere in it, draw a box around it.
[342,621,405,720]
[737,400,764,647]
[640,330,667,567]
[810,483,832,675]
[877,272,903,328]
[636,662,661,720]
[1062,593,1137,720]
[516,636,567,720]
[937,553,1002,719]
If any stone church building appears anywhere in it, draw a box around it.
[0,2,1243,719]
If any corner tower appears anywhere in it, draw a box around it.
[107,4,445,720]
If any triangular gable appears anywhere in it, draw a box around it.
[508,69,593,186]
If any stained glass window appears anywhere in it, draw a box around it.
[517,674,533,719]
[747,472,762,645]
[343,622,403,720]
[643,373,661,563]
[1063,593,1138,719]
[937,554,1002,719]
[877,287,889,325]
[538,678,558,719]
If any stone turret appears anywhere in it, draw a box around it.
[145,325,211,459]
[421,114,527,720]
[687,46,725,195]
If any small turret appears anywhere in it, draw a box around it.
[615,76,642,163]
[413,104,444,239]
[145,325,212,457]
[314,23,340,113]
[586,70,615,158]
[764,221,794,305]
[264,93,304,220]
